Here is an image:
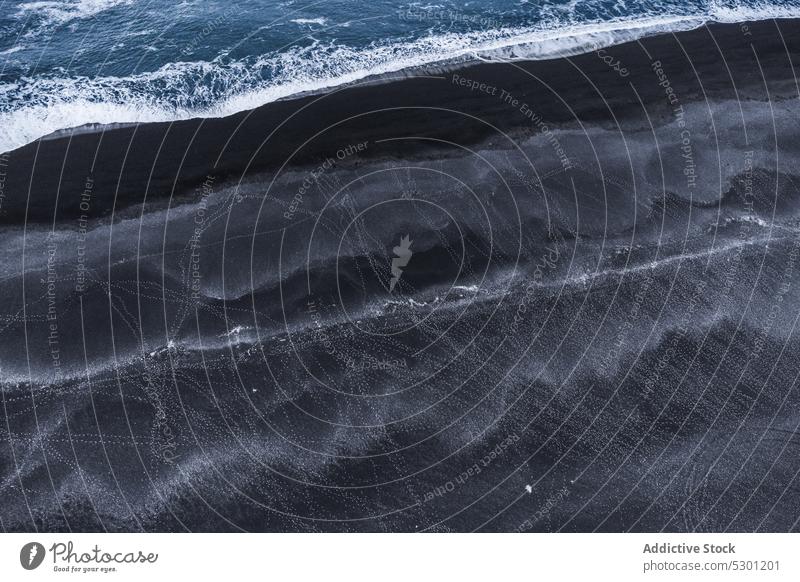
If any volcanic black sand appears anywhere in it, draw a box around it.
[1,19,800,532]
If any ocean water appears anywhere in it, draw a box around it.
[1,0,799,153]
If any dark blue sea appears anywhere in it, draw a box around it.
[1,0,799,153]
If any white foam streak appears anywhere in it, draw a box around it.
[14,0,134,26]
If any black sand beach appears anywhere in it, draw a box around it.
[2,18,800,532]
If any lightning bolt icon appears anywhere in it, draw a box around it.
[389,235,413,293]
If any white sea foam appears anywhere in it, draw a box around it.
[709,0,800,21]
[289,17,328,25]
[0,46,25,55]
[1,9,799,154]
[13,0,134,26]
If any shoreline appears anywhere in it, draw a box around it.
[0,18,798,224]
